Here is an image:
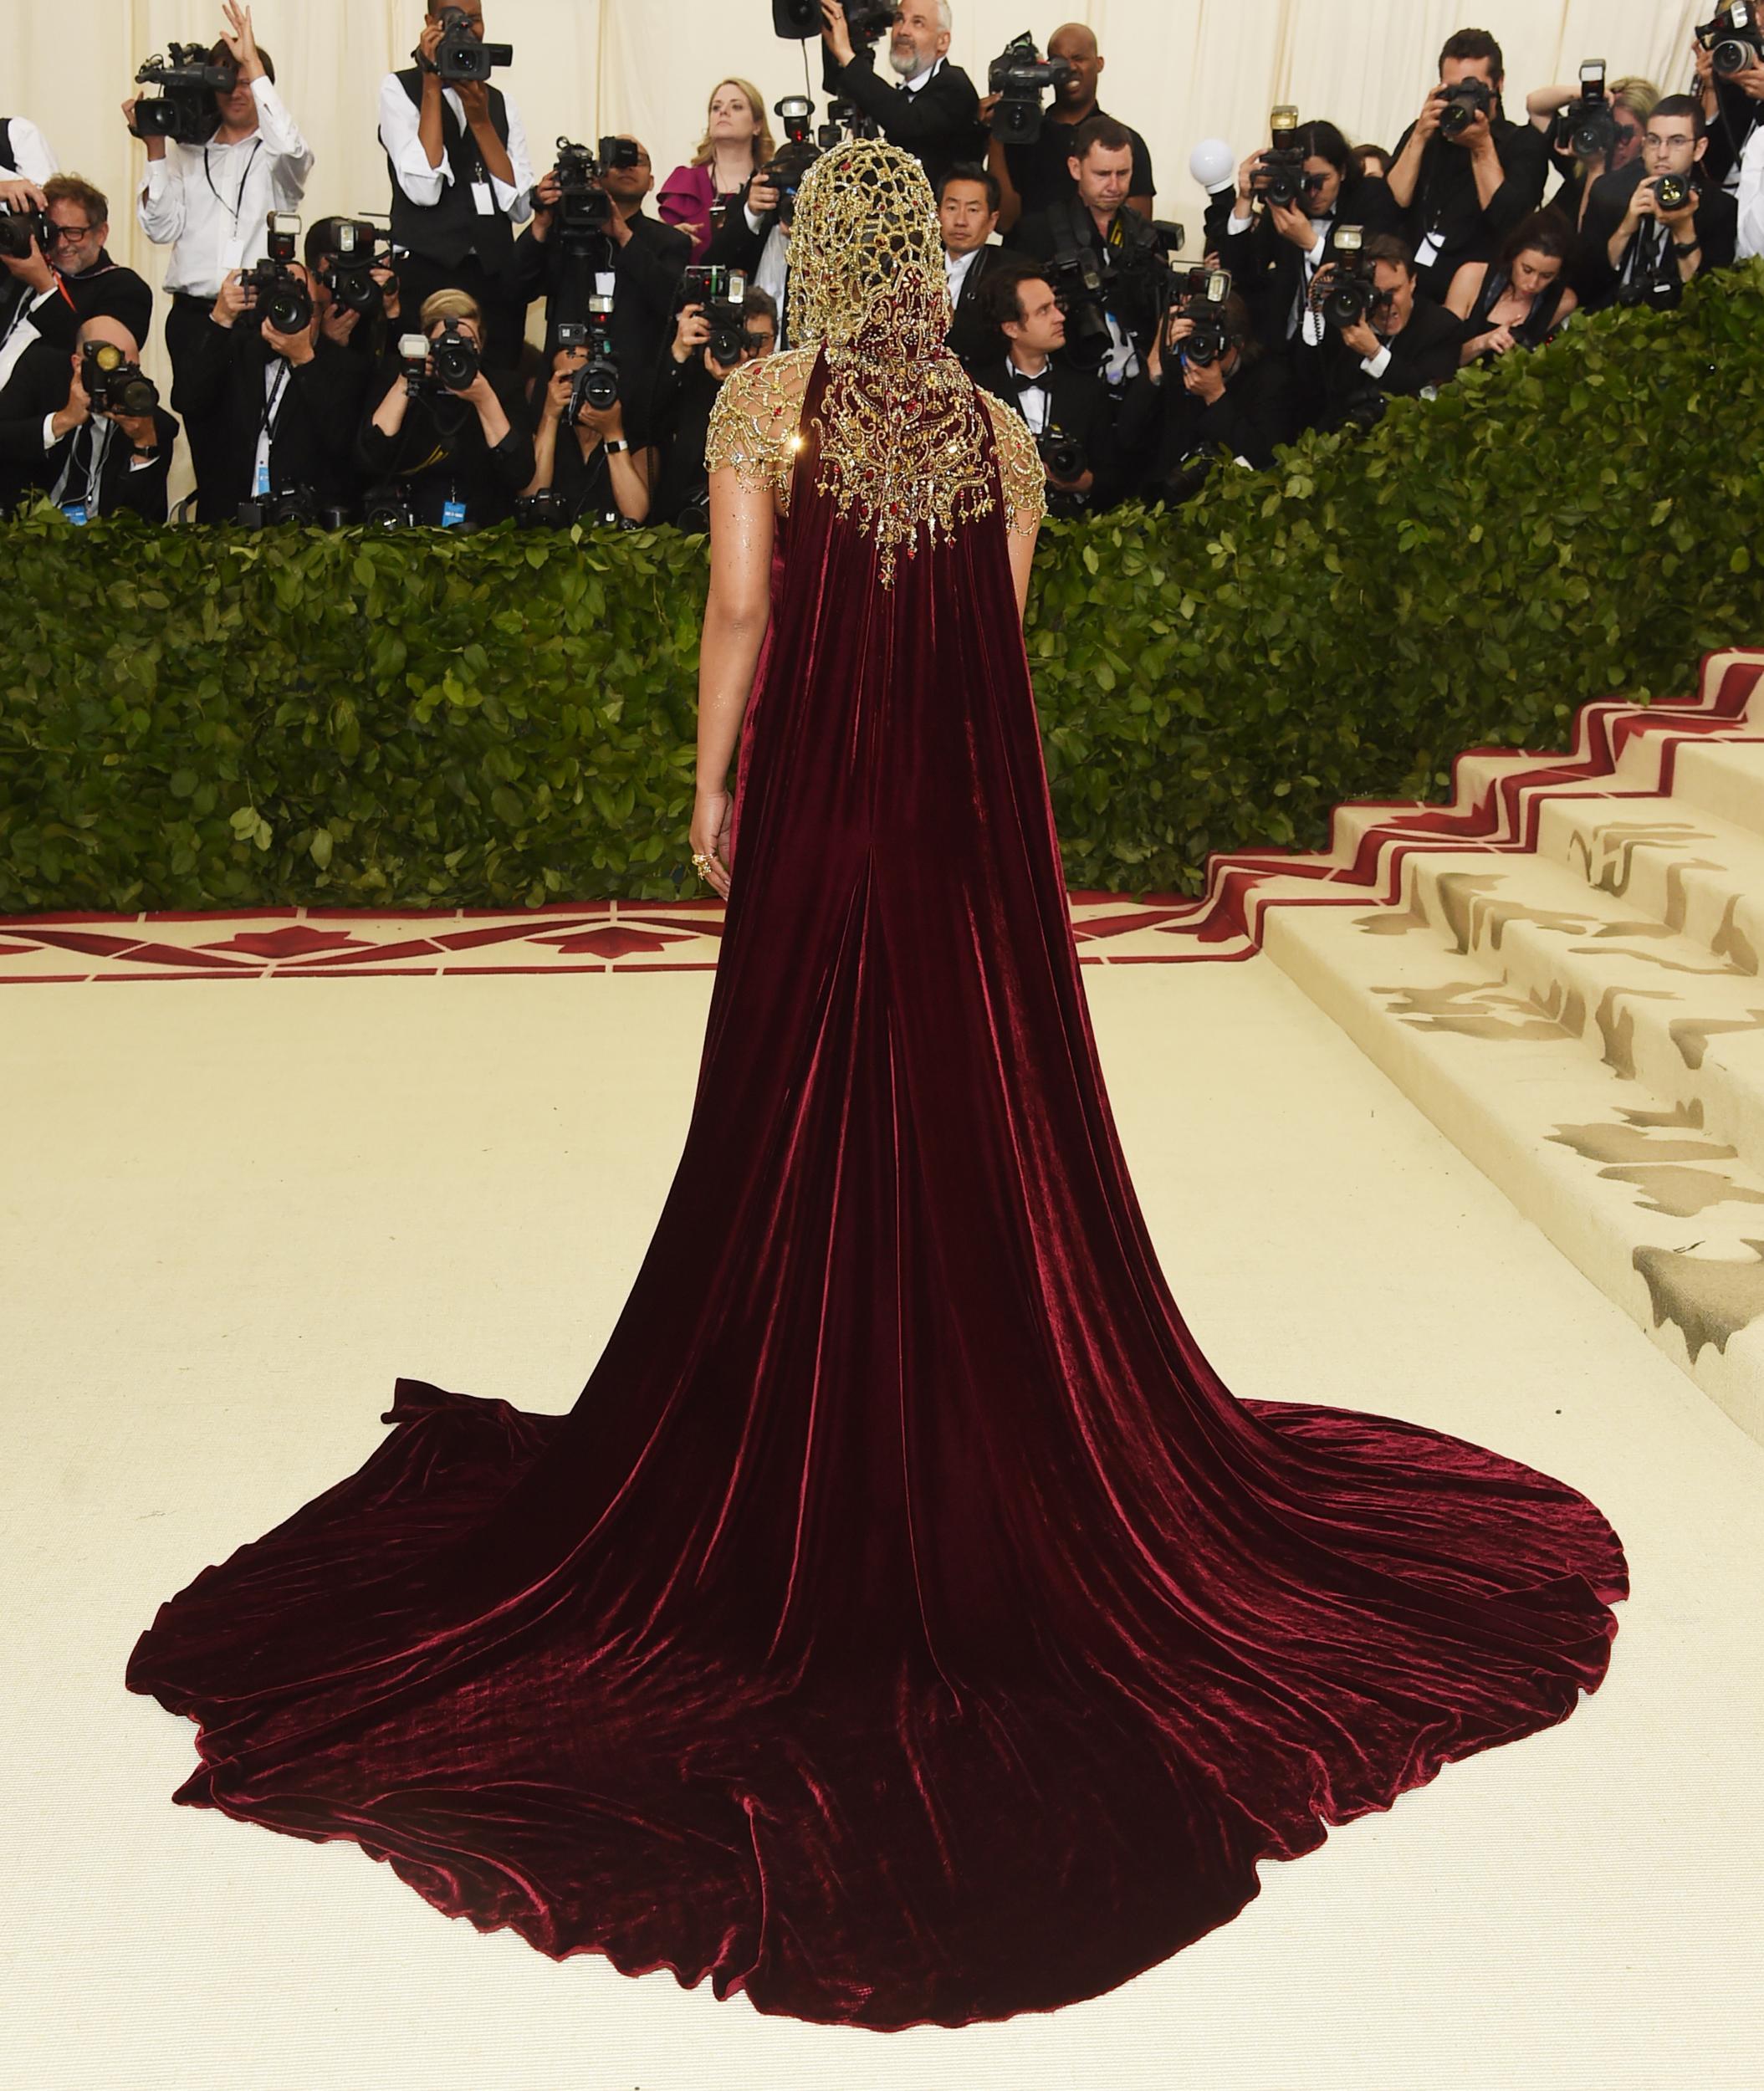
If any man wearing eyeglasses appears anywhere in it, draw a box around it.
[1,177,153,391]
[1575,97,1738,312]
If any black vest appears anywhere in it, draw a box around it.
[386,70,516,274]
[0,120,15,175]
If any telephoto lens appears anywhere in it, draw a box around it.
[1653,172,1693,212]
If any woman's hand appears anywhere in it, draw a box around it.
[690,787,734,900]
[542,364,574,422]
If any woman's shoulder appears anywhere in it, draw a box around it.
[705,348,818,493]
[658,161,710,195]
[975,390,1047,532]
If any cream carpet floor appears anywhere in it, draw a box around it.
[3,956,1759,2091]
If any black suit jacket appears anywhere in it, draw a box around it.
[511,208,692,437]
[975,352,1117,509]
[1574,160,1738,309]
[1114,350,1302,495]
[945,244,1008,370]
[1010,197,1164,363]
[1388,114,1549,298]
[59,253,155,349]
[1319,296,1463,429]
[173,321,374,513]
[821,49,984,197]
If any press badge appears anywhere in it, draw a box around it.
[442,498,468,529]
[221,235,246,276]
[1414,230,1444,268]
[59,503,89,526]
[470,180,496,217]
[255,460,272,497]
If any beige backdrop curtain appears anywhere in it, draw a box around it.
[9,0,1709,390]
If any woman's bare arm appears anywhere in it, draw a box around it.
[689,468,776,897]
[1008,519,1039,621]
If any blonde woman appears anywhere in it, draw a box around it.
[657,76,775,259]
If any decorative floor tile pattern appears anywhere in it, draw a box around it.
[0,892,1202,984]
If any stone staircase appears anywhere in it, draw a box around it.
[1160,649,1764,1443]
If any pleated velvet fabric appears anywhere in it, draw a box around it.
[127,352,1628,2032]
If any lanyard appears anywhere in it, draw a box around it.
[259,360,292,444]
[54,417,110,511]
[203,135,264,230]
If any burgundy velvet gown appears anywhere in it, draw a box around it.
[127,351,1627,2032]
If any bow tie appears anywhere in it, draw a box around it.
[1010,367,1051,392]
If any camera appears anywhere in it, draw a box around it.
[363,485,418,529]
[1170,266,1233,366]
[1653,171,1695,212]
[514,489,572,529]
[986,33,1076,146]
[237,487,350,529]
[1042,245,1114,371]
[1253,106,1307,210]
[425,5,514,84]
[552,136,642,251]
[772,0,891,38]
[0,200,50,261]
[1436,76,1494,139]
[1308,223,1383,329]
[559,304,619,422]
[681,266,751,366]
[132,43,238,147]
[1697,3,1764,75]
[242,213,313,335]
[818,98,880,148]
[81,341,160,418]
[1036,430,1087,483]
[1560,61,1618,161]
[432,315,481,391]
[314,217,390,318]
[760,100,824,219]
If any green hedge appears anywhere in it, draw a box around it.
[4,263,1764,914]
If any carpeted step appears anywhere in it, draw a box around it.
[1260,896,1764,1444]
[1671,739,1764,844]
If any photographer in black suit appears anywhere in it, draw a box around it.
[377,0,536,371]
[1575,97,1737,313]
[1114,291,1301,503]
[938,163,1006,368]
[0,312,176,519]
[1315,233,1463,432]
[1386,28,1548,300]
[510,135,690,433]
[819,0,985,197]
[974,258,1114,515]
[175,260,372,518]
[649,287,778,528]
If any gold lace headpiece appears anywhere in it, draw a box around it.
[787,140,995,585]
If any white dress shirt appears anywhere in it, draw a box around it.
[377,74,535,223]
[0,116,57,186]
[895,55,946,96]
[1739,122,1764,263]
[1006,353,1054,435]
[944,245,982,303]
[137,77,314,298]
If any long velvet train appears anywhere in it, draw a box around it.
[128,350,1626,2030]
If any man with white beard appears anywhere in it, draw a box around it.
[818,0,985,197]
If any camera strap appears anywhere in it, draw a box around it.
[253,359,292,494]
[203,136,263,231]
[51,416,108,514]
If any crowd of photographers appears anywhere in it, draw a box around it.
[3,0,1763,533]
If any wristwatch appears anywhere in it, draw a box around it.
[604,437,630,454]
[1674,237,1701,255]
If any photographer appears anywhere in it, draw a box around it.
[819,1,985,197]
[1576,98,1737,313]
[360,288,534,528]
[1386,29,1547,299]
[0,117,56,188]
[1209,120,1401,366]
[378,0,535,372]
[128,3,313,517]
[510,135,689,414]
[175,258,371,519]
[1315,233,1462,432]
[305,217,404,363]
[0,313,176,521]
[1526,75,1654,230]
[1445,208,1576,362]
[657,79,775,262]
[649,287,777,528]
[939,164,1006,368]
[974,258,1114,514]
[1010,115,1163,389]
[982,23,1153,235]
[35,177,154,347]
[1695,19,1764,193]
[523,340,649,528]
[1114,290,1300,500]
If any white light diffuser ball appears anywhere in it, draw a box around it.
[1188,137,1236,189]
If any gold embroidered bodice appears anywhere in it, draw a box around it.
[705,349,1047,553]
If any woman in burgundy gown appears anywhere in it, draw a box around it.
[127,142,1627,2032]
